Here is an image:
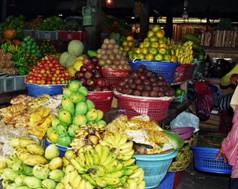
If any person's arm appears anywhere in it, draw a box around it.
[230,74,238,85]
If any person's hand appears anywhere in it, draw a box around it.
[230,74,238,85]
[215,149,227,163]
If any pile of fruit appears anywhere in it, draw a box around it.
[175,41,193,64]
[38,40,57,57]
[129,25,177,62]
[0,48,18,75]
[122,36,135,55]
[47,80,106,147]
[66,55,84,77]
[116,65,174,97]
[0,95,55,139]
[60,40,84,68]
[0,132,145,189]
[26,55,70,85]
[106,115,184,154]
[20,36,41,58]
[97,38,130,69]
[40,16,64,31]
[74,57,110,91]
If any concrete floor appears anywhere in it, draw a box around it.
[177,166,230,189]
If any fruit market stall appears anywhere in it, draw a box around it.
[0,22,204,189]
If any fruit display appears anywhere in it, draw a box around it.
[40,16,64,31]
[97,38,130,69]
[60,40,84,68]
[26,16,44,30]
[0,48,18,75]
[26,55,70,85]
[0,95,58,139]
[20,36,41,58]
[74,57,111,91]
[0,138,65,188]
[175,41,193,64]
[47,80,106,147]
[107,115,184,154]
[122,35,136,55]
[129,25,177,62]
[38,40,57,56]
[67,55,84,77]
[116,65,174,97]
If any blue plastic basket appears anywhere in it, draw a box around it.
[158,172,176,189]
[44,137,70,157]
[129,60,178,84]
[134,151,178,189]
[26,83,66,97]
[192,146,232,174]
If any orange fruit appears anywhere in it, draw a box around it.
[171,55,177,62]
[156,30,165,38]
[146,54,154,61]
[151,42,159,48]
[142,48,149,55]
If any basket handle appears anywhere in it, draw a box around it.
[131,59,141,63]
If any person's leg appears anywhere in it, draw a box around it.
[230,178,238,189]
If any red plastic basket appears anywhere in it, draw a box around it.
[58,31,86,41]
[102,68,130,89]
[174,64,196,83]
[114,91,173,122]
[87,91,113,113]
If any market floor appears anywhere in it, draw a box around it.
[177,166,230,189]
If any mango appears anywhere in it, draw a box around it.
[62,99,75,115]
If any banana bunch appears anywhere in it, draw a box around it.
[70,125,105,151]
[63,143,145,189]
[28,94,51,109]
[28,106,54,139]
[10,137,48,166]
[101,132,134,161]
[176,41,193,64]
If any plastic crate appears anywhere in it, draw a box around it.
[4,76,15,92]
[23,29,37,38]
[158,172,176,189]
[15,75,26,91]
[129,60,178,84]
[114,91,173,122]
[37,31,58,40]
[58,31,86,41]
[0,76,5,93]
[88,91,113,113]
[192,146,232,174]
[134,151,178,189]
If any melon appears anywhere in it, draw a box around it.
[59,52,69,67]
[68,40,84,57]
[65,54,76,68]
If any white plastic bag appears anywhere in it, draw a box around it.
[170,111,199,132]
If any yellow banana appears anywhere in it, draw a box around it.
[70,159,86,173]
[122,159,135,167]
[72,174,82,188]
[129,168,144,179]
[79,179,87,189]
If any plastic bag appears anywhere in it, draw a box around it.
[170,112,199,132]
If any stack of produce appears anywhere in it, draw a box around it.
[38,40,57,57]
[60,40,84,68]
[0,95,58,139]
[40,16,64,31]
[175,41,193,64]
[26,16,43,30]
[116,65,174,97]
[47,80,106,147]
[0,48,18,75]
[97,38,130,69]
[0,132,145,189]
[122,35,135,55]
[1,15,25,40]
[129,25,177,62]
[106,115,184,154]
[26,55,70,85]
[1,36,42,75]
[74,57,110,91]
[0,138,65,189]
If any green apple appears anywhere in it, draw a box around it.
[75,102,88,115]
[68,80,81,92]
[155,54,163,61]
[97,120,107,127]
[149,48,158,55]
[70,92,85,104]
[86,109,98,121]
[73,115,87,126]
[62,99,75,115]
[63,88,72,99]
[96,110,104,121]
[86,99,95,110]
[78,86,88,97]
[52,118,60,128]
[58,110,72,126]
